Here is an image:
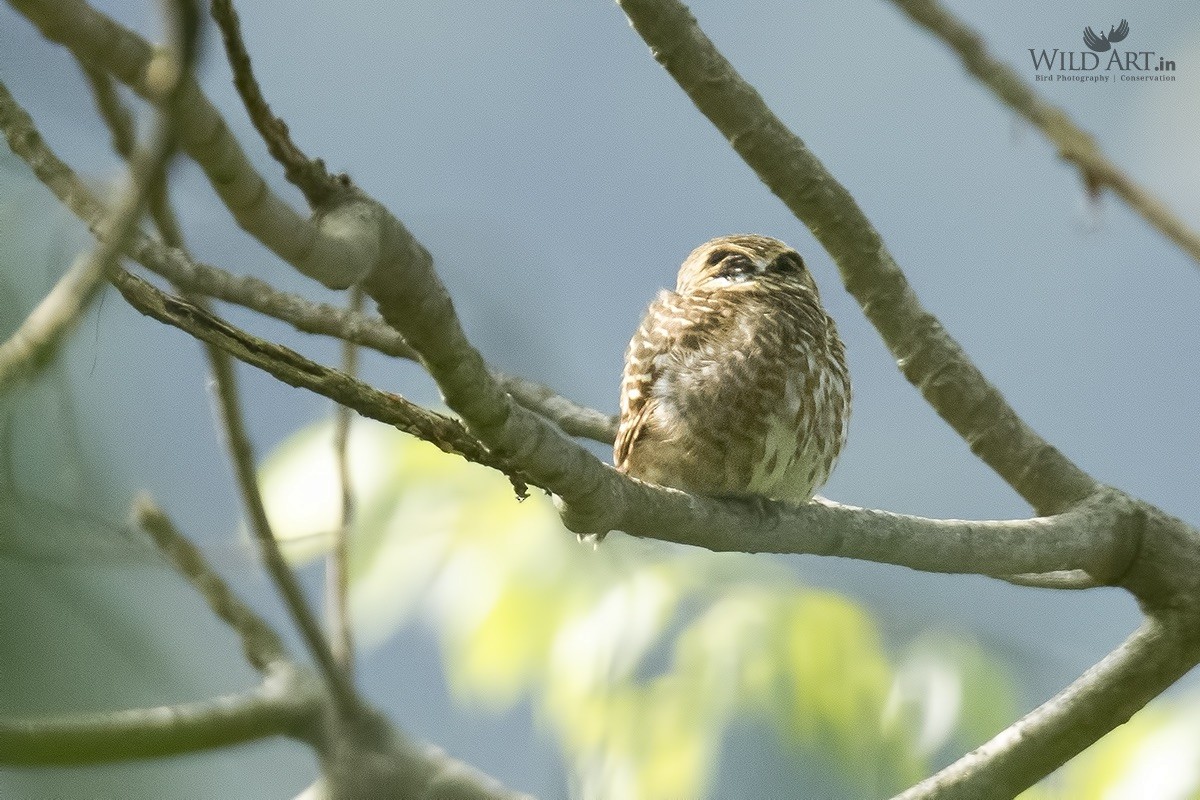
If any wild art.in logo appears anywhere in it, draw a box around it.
[1029,19,1178,83]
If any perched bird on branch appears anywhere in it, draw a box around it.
[615,234,850,506]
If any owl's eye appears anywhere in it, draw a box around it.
[705,248,734,266]
[769,251,806,274]
[714,254,755,280]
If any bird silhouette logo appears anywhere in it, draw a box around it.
[1083,19,1129,52]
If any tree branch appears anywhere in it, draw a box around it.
[10,4,1200,797]
[327,289,362,674]
[0,253,107,394]
[201,291,363,719]
[79,62,188,249]
[131,496,533,800]
[10,0,379,291]
[0,662,321,766]
[1,71,615,445]
[78,32,361,719]
[0,0,190,395]
[209,0,344,205]
[134,495,288,671]
[108,267,527,492]
[897,614,1200,799]
[4,0,1131,579]
[887,0,1200,270]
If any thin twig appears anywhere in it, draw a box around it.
[80,63,135,156]
[203,289,361,720]
[133,495,287,671]
[77,0,359,722]
[889,0,1200,270]
[11,0,379,291]
[0,0,199,393]
[191,252,346,716]
[209,0,345,205]
[81,63,189,249]
[0,254,108,394]
[0,82,529,489]
[107,267,527,491]
[327,288,362,673]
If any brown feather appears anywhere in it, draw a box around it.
[614,234,850,503]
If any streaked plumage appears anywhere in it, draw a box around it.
[615,234,849,503]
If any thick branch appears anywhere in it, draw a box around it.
[613,483,1139,581]
[888,0,1200,270]
[615,0,1096,516]
[0,662,320,766]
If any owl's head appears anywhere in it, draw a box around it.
[675,234,818,296]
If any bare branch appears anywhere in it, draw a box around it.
[80,64,135,157]
[106,267,525,489]
[2,72,615,446]
[0,0,198,393]
[327,288,363,674]
[79,63,190,251]
[203,329,362,719]
[495,370,617,443]
[0,662,320,766]
[132,496,534,800]
[78,22,359,716]
[10,0,379,290]
[614,485,1140,580]
[896,614,1200,799]
[614,0,1096,516]
[134,495,288,670]
[209,0,344,204]
[0,253,107,394]
[0,80,524,484]
[888,0,1200,270]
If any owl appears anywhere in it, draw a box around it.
[614,234,849,505]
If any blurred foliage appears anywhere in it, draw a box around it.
[261,418,1021,799]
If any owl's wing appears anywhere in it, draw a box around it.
[613,396,655,472]
[614,291,684,471]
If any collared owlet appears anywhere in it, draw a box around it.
[614,234,850,503]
